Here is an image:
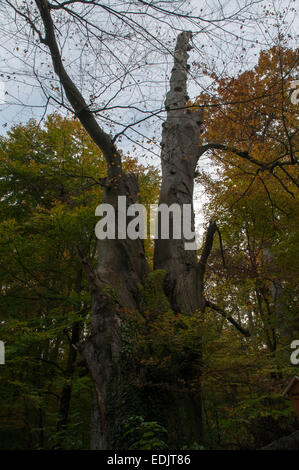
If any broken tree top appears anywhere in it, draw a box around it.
[165,31,193,113]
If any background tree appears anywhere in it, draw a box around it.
[196,44,298,348]
[194,45,299,449]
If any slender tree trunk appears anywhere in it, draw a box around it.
[56,323,80,433]
[55,269,83,448]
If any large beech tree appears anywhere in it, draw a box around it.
[2,0,298,449]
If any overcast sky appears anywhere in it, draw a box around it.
[0,0,297,238]
[1,0,297,138]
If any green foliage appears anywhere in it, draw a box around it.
[140,269,171,317]
[192,46,299,449]
[120,416,168,450]
[181,442,205,450]
[0,114,159,449]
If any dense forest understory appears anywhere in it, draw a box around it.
[0,0,298,451]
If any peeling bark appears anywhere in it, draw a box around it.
[154,31,204,314]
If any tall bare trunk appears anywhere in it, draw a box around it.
[154,32,203,314]
[153,31,205,444]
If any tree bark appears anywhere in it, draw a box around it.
[79,177,149,449]
[154,31,204,314]
[152,31,205,443]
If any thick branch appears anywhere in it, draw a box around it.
[205,300,251,337]
[216,226,226,269]
[35,0,122,180]
[198,143,268,169]
[198,143,298,185]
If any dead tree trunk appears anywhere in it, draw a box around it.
[154,31,204,315]
[152,32,207,445]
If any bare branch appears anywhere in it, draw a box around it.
[34,0,122,181]
[205,300,251,337]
